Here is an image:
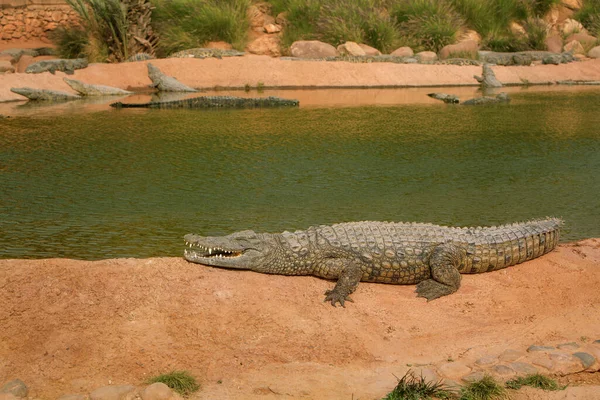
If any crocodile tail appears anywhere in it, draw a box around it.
[464,217,563,274]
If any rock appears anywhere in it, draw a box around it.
[390,46,413,57]
[64,78,133,96]
[247,4,273,28]
[147,63,197,92]
[246,35,281,57]
[545,35,563,53]
[530,357,554,370]
[0,61,15,73]
[510,361,538,375]
[459,30,482,44]
[474,64,502,88]
[89,385,137,400]
[573,352,596,369]
[337,42,366,56]
[566,32,597,48]
[427,93,459,104]
[462,371,485,383]
[141,382,182,400]
[550,352,586,374]
[358,43,381,56]
[589,46,600,58]
[561,18,584,36]
[290,40,337,58]
[438,40,478,60]
[557,342,580,350]
[510,22,527,36]
[564,40,585,54]
[0,379,28,398]
[492,364,515,377]
[438,361,471,378]
[275,12,288,26]
[263,23,281,34]
[562,0,582,10]
[11,87,81,101]
[475,356,498,366]
[527,345,555,352]
[412,367,439,383]
[415,51,437,63]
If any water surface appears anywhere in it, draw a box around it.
[1,89,599,259]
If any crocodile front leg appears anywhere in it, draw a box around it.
[416,243,463,301]
[322,259,364,307]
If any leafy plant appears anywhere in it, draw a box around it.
[48,26,89,59]
[524,17,549,50]
[146,370,200,396]
[384,370,454,400]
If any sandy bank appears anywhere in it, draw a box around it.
[1,56,600,103]
[1,239,599,399]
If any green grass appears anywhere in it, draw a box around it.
[459,375,508,400]
[505,374,566,391]
[383,370,454,400]
[48,26,89,59]
[151,0,250,57]
[146,370,200,397]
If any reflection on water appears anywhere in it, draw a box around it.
[1,89,599,259]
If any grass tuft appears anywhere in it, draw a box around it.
[146,370,200,396]
[384,369,454,400]
[505,373,566,391]
[459,375,508,400]
[48,25,89,59]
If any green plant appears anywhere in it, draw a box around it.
[48,25,89,59]
[524,17,549,50]
[529,0,561,17]
[459,375,508,400]
[146,370,200,396]
[272,0,321,50]
[505,374,566,391]
[574,0,600,31]
[481,28,527,52]
[384,370,454,400]
[151,0,250,57]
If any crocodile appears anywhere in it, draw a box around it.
[110,95,299,109]
[24,58,88,75]
[168,48,245,59]
[184,218,562,306]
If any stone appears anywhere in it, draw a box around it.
[358,43,381,56]
[564,40,584,55]
[246,35,281,57]
[562,0,582,10]
[147,63,197,92]
[561,18,584,35]
[461,371,485,383]
[141,382,182,400]
[415,51,437,63]
[573,352,596,369]
[89,385,137,400]
[412,367,439,383]
[0,379,28,398]
[566,33,597,48]
[290,40,337,58]
[510,362,538,375]
[545,35,563,53]
[475,356,498,366]
[492,364,515,377]
[587,46,600,58]
[531,357,554,370]
[527,345,555,352]
[438,40,478,60]
[557,342,580,350]
[459,29,481,44]
[390,46,413,57]
[510,22,527,36]
[337,41,366,56]
[247,4,273,28]
[0,61,15,73]
[438,361,471,378]
[263,23,281,34]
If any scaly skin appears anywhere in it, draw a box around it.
[110,95,299,109]
[184,218,562,306]
[24,58,88,75]
[168,48,245,59]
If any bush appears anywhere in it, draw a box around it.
[48,26,89,59]
[450,0,529,37]
[151,0,250,57]
[529,0,561,17]
[384,370,453,400]
[524,17,549,50]
[575,0,600,34]
[146,370,200,396]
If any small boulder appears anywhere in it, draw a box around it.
[564,40,584,55]
[141,383,182,400]
[459,30,482,44]
[246,35,281,57]
[390,46,413,57]
[510,22,527,36]
[415,51,438,63]
[358,43,381,56]
[588,45,600,59]
[438,40,478,60]
[0,379,28,398]
[264,23,281,34]
[290,40,337,58]
[545,35,563,53]
[0,61,15,73]
[337,41,366,56]
[566,32,597,48]
[561,18,584,36]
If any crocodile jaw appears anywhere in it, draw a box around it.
[183,232,264,269]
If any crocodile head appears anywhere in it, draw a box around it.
[183,230,273,270]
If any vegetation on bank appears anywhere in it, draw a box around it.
[146,370,200,396]
[51,0,599,61]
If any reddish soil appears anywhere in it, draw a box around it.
[1,239,599,399]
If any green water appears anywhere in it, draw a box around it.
[1,90,599,259]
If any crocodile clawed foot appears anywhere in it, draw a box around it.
[416,279,454,301]
[324,289,354,307]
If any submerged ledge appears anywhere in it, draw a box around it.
[1,55,600,103]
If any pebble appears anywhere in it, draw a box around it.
[0,380,28,398]
[527,345,555,352]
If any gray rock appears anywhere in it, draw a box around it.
[527,345,556,352]
[25,58,88,75]
[475,356,498,366]
[573,352,596,369]
[498,349,524,362]
[493,364,515,376]
[141,382,181,400]
[557,342,580,350]
[0,379,28,398]
[461,370,486,383]
[64,78,133,96]
[11,87,81,102]
[147,63,197,92]
[89,385,137,400]
[510,361,538,375]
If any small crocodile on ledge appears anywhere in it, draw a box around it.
[184,218,562,306]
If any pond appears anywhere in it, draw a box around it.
[1,88,599,259]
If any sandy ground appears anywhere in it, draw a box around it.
[1,239,599,399]
[1,51,600,103]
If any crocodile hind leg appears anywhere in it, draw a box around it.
[416,243,463,301]
[323,259,364,307]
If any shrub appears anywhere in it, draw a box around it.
[575,0,600,35]
[48,26,89,59]
[450,0,529,37]
[383,370,454,400]
[266,0,321,50]
[146,370,200,396]
[505,373,566,391]
[152,0,250,57]
[459,375,508,400]
[523,17,549,50]
[528,0,561,17]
